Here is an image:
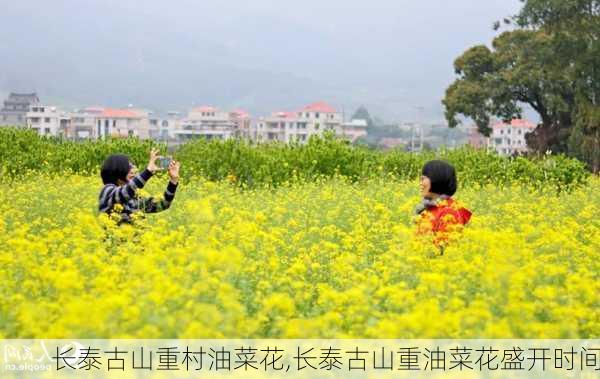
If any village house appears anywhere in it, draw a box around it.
[0,93,40,126]
[25,105,70,137]
[252,101,366,144]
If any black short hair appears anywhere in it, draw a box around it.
[101,154,131,185]
[422,160,457,196]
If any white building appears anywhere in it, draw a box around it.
[173,106,241,141]
[230,109,252,139]
[69,107,103,140]
[1,93,40,126]
[148,111,182,141]
[95,108,148,139]
[253,111,307,143]
[252,102,346,144]
[490,119,536,156]
[25,105,70,137]
[341,119,368,143]
[68,107,149,140]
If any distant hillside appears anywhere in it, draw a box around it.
[0,1,520,120]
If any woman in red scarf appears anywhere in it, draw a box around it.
[415,160,472,254]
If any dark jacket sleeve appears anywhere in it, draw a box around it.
[140,180,179,213]
[99,169,154,212]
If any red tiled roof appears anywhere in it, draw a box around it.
[301,101,337,113]
[83,106,105,114]
[193,106,217,113]
[230,109,250,118]
[493,119,536,129]
[99,108,140,119]
[272,111,296,119]
[510,119,536,128]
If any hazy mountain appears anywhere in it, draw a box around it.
[0,0,522,121]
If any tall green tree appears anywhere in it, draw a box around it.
[351,106,375,127]
[443,0,599,171]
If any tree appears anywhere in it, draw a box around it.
[443,0,599,171]
[351,106,375,127]
[519,0,599,171]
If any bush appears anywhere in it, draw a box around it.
[0,127,590,190]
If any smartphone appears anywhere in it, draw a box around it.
[157,156,172,170]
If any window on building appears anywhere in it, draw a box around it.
[45,128,50,134]
[44,117,50,123]
[128,130,134,137]
[518,129,522,135]
[495,138,502,145]
[40,107,45,112]
[315,112,320,119]
[113,120,117,127]
[500,129,504,135]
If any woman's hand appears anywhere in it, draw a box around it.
[147,148,160,173]
[168,160,180,184]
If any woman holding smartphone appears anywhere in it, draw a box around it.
[98,148,181,224]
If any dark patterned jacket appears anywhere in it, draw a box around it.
[98,168,178,224]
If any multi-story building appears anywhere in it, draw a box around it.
[68,107,149,140]
[489,119,536,155]
[466,125,488,149]
[69,107,103,140]
[0,93,40,126]
[95,108,148,139]
[148,113,183,142]
[25,105,71,137]
[230,109,252,139]
[173,106,239,141]
[253,111,305,143]
[341,119,368,143]
[252,101,345,144]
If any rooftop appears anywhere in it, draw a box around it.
[99,108,141,119]
[230,109,250,118]
[271,111,296,119]
[301,101,337,114]
[192,106,217,113]
[345,119,368,127]
[493,119,536,129]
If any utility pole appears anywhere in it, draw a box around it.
[420,121,424,151]
[410,122,414,152]
[413,106,425,152]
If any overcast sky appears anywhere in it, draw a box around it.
[0,0,523,121]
